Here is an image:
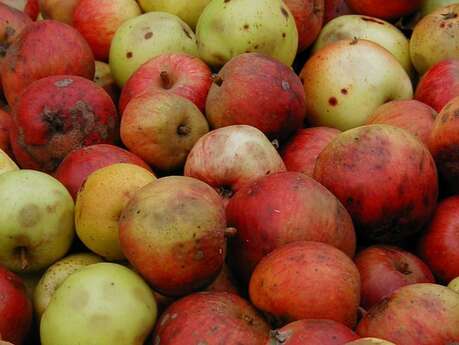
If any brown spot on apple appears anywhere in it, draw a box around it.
[361,17,384,25]
[126,51,133,59]
[144,32,153,40]
[18,204,41,227]
[341,88,348,95]
[329,97,338,106]
[243,24,249,30]
[281,7,289,19]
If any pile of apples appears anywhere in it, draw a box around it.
[2,0,459,344]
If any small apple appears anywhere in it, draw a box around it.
[39,0,79,24]
[0,149,18,176]
[345,0,422,20]
[94,61,119,103]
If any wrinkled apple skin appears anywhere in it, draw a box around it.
[345,0,422,20]
[39,0,79,24]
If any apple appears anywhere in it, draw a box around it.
[153,292,270,344]
[205,53,306,141]
[421,0,459,17]
[300,39,412,130]
[33,253,103,320]
[314,125,438,243]
[313,15,413,75]
[357,283,459,344]
[268,319,359,345]
[184,125,286,202]
[39,0,79,24]
[119,53,212,114]
[0,170,74,273]
[281,127,341,176]
[0,265,32,345]
[1,0,39,20]
[109,12,199,87]
[345,339,396,345]
[120,91,209,172]
[355,245,435,309]
[366,100,437,146]
[9,75,118,172]
[40,263,157,345]
[196,0,298,68]
[94,61,119,103]
[0,109,12,157]
[0,149,18,175]
[448,276,459,292]
[345,0,422,20]
[226,171,356,282]
[415,59,459,113]
[324,0,353,23]
[410,4,459,75]
[73,0,141,61]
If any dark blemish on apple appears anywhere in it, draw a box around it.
[224,0,230,2]
[126,51,133,59]
[144,32,153,40]
[341,88,348,95]
[177,124,191,136]
[160,71,172,89]
[218,185,234,199]
[328,97,338,106]
[361,17,384,25]
[182,26,192,39]
[194,250,204,260]
[243,24,249,30]
[440,23,446,28]
[254,44,259,49]
[54,78,74,88]
[212,74,224,87]
[441,12,458,20]
[281,7,289,19]
[282,32,286,38]
[281,80,290,91]
[42,109,65,133]
[395,261,412,275]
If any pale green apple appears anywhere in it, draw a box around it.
[421,0,459,17]
[0,149,18,176]
[40,263,157,345]
[34,253,103,320]
[313,15,413,76]
[196,0,298,68]
[137,0,211,29]
[300,39,413,130]
[109,12,199,86]
[448,276,459,293]
[0,170,74,273]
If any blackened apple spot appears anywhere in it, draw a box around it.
[126,51,133,59]
[243,24,249,30]
[218,185,234,199]
[281,7,289,19]
[361,17,384,25]
[282,32,286,38]
[42,109,65,134]
[144,32,153,40]
[329,97,338,106]
[212,74,224,87]
[341,88,348,95]
[182,26,192,39]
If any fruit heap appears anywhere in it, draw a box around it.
[1,0,459,344]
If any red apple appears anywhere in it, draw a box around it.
[281,127,341,176]
[1,0,39,20]
[206,53,306,141]
[0,265,32,345]
[0,109,12,157]
[119,53,212,114]
[268,319,359,345]
[249,241,361,328]
[324,0,353,23]
[227,171,356,282]
[345,0,422,20]
[1,20,95,108]
[10,75,118,172]
[54,144,151,200]
[39,0,80,24]
[366,100,437,146]
[314,125,439,243]
[355,245,435,309]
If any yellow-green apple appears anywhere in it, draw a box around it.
[448,276,459,292]
[39,0,79,24]
[1,0,39,20]
[249,241,361,327]
[205,53,306,141]
[345,339,396,345]
[119,176,229,296]
[324,0,353,23]
[75,163,156,260]
[184,125,286,202]
[109,12,198,86]
[94,61,119,103]
[121,91,209,172]
[346,0,422,20]
[314,125,438,243]
[0,149,17,176]
[196,0,298,68]
[410,4,459,75]
[0,109,12,157]
[33,253,103,320]
[366,100,437,146]
[119,53,212,114]
[301,39,413,130]
[313,15,413,75]
[357,283,459,344]
[40,263,157,345]
[73,0,141,61]
[421,0,459,17]
[0,170,74,272]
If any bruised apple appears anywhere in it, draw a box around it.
[345,0,421,20]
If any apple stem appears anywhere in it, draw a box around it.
[224,227,238,237]
[19,247,28,271]
[211,74,224,87]
[160,71,172,89]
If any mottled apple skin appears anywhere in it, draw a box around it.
[227,172,356,282]
[250,241,361,328]
[0,109,12,157]
[355,245,435,309]
[314,125,439,243]
[357,284,459,345]
[345,0,421,20]
[153,292,270,345]
[324,0,353,23]
[9,75,118,172]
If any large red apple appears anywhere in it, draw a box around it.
[119,53,212,114]
[324,0,353,23]
[0,265,32,345]
[0,109,12,157]
[345,0,422,20]
[227,171,356,282]
[1,0,39,20]
[314,125,439,243]
[1,20,94,108]
[355,246,435,309]
[10,75,118,172]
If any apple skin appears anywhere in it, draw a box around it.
[268,319,359,345]
[355,245,435,309]
[356,283,459,344]
[119,53,212,114]
[281,127,341,176]
[314,125,439,243]
[345,0,422,20]
[0,149,18,176]
[184,125,286,203]
[73,0,141,61]
[39,0,80,24]
[366,100,437,146]
[324,0,353,23]
[226,171,356,282]
[421,0,459,17]
[0,109,12,157]
[0,265,32,345]
[1,0,39,20]
[345,339,396,345]
[94,61,119,103]
[9,75,118,172]
[300,39,413,131]
[206,53,306,141]
[448,276,459,292]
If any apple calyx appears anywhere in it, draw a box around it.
[211,74,223,87]
[176,124,191,136]
[394,261,412,275]
[42,108,65,134]
[271,139,280,149]
[217,185,234,199]
[224,227,238,237]
[441,12,458,20]
[160,71,173,89]
[269,330,288,344]
[350,37,359,45]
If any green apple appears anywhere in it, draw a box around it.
[196,0,298,68]
[40,263,157,345]
[0,149,18,176]
[0,170,74,273]
[33,253,103,320]
[421,0,459,17]
[109,12,199,86]
[313,15,413,76]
